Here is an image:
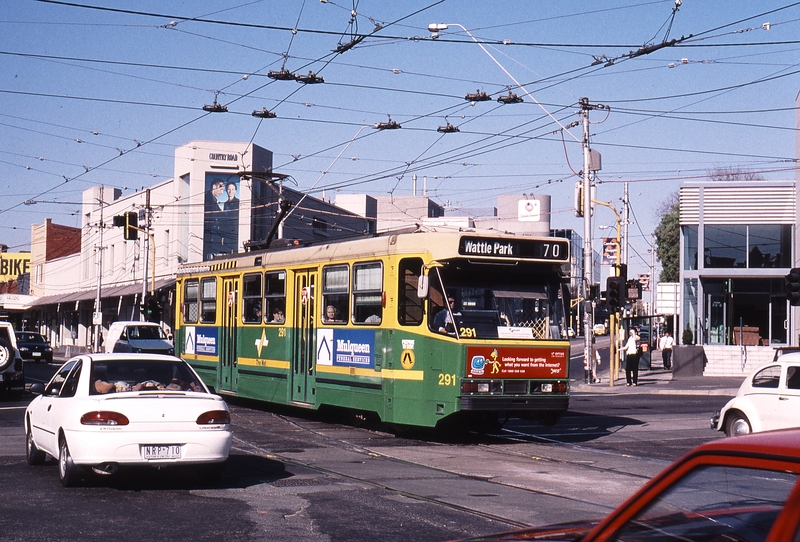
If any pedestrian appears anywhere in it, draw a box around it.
[624,328,640,386]
[659,331,674,370]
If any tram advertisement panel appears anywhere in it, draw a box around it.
[466,346,568,379]
[316,329,375,369]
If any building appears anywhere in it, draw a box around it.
[679,180,794,362]
[9,140,588,354]
[25,141,374,352]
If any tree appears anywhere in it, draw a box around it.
[654,193,680,283]
[708,166,763,183]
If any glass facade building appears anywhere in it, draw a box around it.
[679,181,795,347]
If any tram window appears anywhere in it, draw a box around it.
[322,265,348,324]
[242,272,263,324]
[183,280,199,324]
[398,258,423,326]
[200,278,217,323]
[265,271,286,324]
[353,262,382,324]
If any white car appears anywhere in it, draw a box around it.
[711,354,800,437]
[24,353,232,487]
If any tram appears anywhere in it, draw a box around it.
[174,229,572,429]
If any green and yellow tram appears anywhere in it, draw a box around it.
[175,230,572,429]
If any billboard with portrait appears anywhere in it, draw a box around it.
[203,174,240,259]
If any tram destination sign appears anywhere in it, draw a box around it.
[458,236,568,262]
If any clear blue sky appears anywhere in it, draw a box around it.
[2,0,799,281]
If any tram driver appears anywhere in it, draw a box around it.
[434,296,456,335]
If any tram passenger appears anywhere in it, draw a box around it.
[325,305,343,323]
[434,297,456,335]
[270,304,285,323]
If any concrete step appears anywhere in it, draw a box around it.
[702,345,775,377]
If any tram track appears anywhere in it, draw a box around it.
[227,407,666,527]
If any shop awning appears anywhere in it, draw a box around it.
[31,279,176,307]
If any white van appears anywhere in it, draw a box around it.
[105,321,174,355]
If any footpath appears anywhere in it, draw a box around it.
[572,348,742,396]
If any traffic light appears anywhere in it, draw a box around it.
[123,211,138,240]
[144,295,161,323]
[606,276,625,310]
[113,211,138,240]
[786,268,800,306]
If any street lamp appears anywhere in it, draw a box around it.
[427,23,579,138]
[428,22,596,382]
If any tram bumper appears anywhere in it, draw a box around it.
[459,395,568,412]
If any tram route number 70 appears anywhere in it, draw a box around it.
[439,373,458,386]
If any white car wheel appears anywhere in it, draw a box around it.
[26,426,46,466]
[59,438,83,487]
[726,413,752,437]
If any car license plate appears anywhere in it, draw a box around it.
[142,445,181,460]
[33,352,41,357]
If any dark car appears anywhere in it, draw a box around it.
[453,429,800,541]
[15,331,53,363]
[0,323,24,394]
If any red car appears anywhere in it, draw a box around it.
[455,429,800,541]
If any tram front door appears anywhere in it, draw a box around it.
[292,270,317,405]
[220,277,239,393]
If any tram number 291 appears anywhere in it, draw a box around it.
[438,373,458,386]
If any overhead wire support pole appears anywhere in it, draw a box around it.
[580,97,610,385]
[581,98,594,385]
[93,185,104,353]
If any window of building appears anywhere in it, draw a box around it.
[702,224,791,269]
[183,279,199,323]
[683,225,698,271]
[242,272,262,324]
[264,271,286,324]
[398,258,423,326]
[749,224,791,268]
[353,262,382,324]
[322,265,348,324]
[705,225,746,268]
[200,277,217,323]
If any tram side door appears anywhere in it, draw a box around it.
[291,269,317,404]
[220,277,239,393]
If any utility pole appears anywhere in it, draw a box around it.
[139,189,152,321]
[650,234,656,315]
[93,186,104,353]
[623,182,630,268]
[579,97,610,384]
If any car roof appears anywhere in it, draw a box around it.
[693,428,800,460]
[775,352,800,362]
[70,353,184,363]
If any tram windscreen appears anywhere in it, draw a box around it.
[429,267,569,340]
